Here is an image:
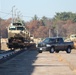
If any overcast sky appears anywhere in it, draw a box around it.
[0,0,76,21]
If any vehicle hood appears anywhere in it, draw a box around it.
[38,42,46,47]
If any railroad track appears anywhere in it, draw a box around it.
[0,49,26,64]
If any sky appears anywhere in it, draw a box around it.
[0,0,76,21]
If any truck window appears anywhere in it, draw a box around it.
[9,28,16,30]
[9,26,16,30]
[17,27,25,30]
[57,38,64,43]
[43,38,55,43]
[43,38,50,43]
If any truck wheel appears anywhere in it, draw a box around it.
[50,47,54,53]
[66,47,71,53]
[39,50,42,53]
[10,48,14,51]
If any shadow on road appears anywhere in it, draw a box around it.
[0,49,39,75]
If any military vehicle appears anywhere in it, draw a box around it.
[7,22,35,50]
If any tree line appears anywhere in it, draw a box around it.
[0,12,76,38]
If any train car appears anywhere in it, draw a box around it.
[7,22,35,50]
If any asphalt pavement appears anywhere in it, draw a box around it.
[0,49,76,75]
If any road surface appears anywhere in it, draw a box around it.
[0,49,76,75]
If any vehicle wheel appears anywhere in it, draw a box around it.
[66,47,71,53]
[55,50,59,53]
[39,50,42,53]
[10,48,13,50]
[50,47,54,53]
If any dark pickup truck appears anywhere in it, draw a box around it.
[37,37,74,53]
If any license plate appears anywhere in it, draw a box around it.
[40,48,42,50]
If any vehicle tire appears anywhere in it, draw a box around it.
[50,47,55,53]
[39,50,42,53]
[66,47,71,53]
[10,48,13,50]
[55,50,59,53]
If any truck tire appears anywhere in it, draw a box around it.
[39,50,42,53]
[66,47,71,53]
[50,47,54,53]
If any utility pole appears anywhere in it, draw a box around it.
[14,8,17,22]
[49,29,51,38]
[56,25,59,37]
[17,11,20,20]
[12,5,15,24]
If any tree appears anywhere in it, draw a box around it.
[32,15,38,21]
[54,12,76,22]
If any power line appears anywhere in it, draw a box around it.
[0,10,47,21]
[0,11,11,18]
[0,11,11,19]
[0,11,43,19]
[0,11,33,18]
[0,11,11,15]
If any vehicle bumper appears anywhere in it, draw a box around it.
[37,47,50,51]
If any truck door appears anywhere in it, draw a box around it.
[55,38,64,50]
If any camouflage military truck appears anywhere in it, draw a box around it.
[7,22,36,50]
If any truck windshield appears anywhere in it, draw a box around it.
[17,27,25,30]
[43,38,55,43]
[9,28,16,30]
[9,26,16,30]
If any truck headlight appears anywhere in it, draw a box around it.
[46,44,51,47]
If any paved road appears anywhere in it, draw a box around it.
[0,49,76,75]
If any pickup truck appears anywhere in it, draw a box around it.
[37,37,74,53]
